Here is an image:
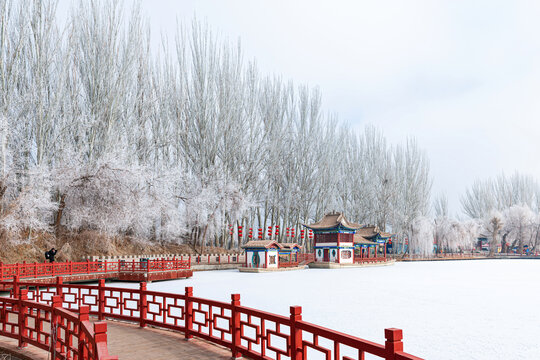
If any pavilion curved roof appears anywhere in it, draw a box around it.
[241,240,280,249]
[303,212,362,230]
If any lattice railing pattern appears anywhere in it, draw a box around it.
[0,288,117,360]
[0,259,190,281]
[1,277,423,360]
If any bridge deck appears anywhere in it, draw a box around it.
[0,320,234,360]
[107,321,232,359]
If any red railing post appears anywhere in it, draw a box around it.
[384,328,404,360]
[17,289,28,348]
[34,262,37,278]
[50,295,62,357]
[231,293,241,359]
[13,275,20,299]
[78,306,90,358]
[94,322,118,359]
[184,287,193,340]
[139,282,147,328]
[56,277,63,300]
[0,261,3,281]
[69,261,73,275]
[290,306,303,360]
[104,260,108,273]
[98,279,106,320]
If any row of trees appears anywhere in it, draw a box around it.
[461,173,540,255]
[404,173,540,258]
[0,1,432,251]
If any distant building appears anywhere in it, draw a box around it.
[242,240,280,269]
[241,240,302,268]
[355,225,394,256]
[303,212,361,264]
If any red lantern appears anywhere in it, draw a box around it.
[300,229,305,239]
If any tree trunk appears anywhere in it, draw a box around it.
[54,194,66,238]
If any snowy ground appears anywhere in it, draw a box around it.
[112,260,540,359]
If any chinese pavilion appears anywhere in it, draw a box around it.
[354,225,394,256]
[241,240,303,269]
[242,240,280,269]
[303,212,362,264]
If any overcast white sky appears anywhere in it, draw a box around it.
[61,0,540,215]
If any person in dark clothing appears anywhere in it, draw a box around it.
[45,248,57,263]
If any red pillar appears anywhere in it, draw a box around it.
[139,282,147,328]
[384,328,404,360]
[18,289,28,348]
[231,294,241,359]
[185,287,193,340]
[290,306,303,360]
[98,279,105,320]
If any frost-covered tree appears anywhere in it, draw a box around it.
[0,0,433,250]
[484,211,503,256]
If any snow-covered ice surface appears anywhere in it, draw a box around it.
[112,260,540,359]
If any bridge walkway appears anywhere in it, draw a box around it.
[0,319,233,360]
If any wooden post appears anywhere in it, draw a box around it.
[56,277,63,300]
[50,295,62,357]
[290,306,302,360]
[384,328,404,360]
[17,289,28,348]
[13,275,20,299]
[184,287,193,340]
[78,306,90,358]
[230,293,241,359]
[139,282,147,328]
[93,322,118,359]
[98,279,106,320]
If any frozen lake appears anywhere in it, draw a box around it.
[112,260,540,359]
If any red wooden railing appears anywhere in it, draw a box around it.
[279,253,316,268]
[0,259,191,281]
[353,256,391,264]
[0,287,116,359]
[4,277,423,360]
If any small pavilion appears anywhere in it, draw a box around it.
[354,225,394,257]
[242,240,280,269]
[278,243,302,263]
[303,212,362,264]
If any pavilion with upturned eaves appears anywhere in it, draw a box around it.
[303,212,362,264]
[354,225,394,257]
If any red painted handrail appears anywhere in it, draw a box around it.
[353,256,390,264]
[0,288,117,359]
[3,277,423,360]
[0,259,190,281]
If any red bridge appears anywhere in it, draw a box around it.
[0,259,192,285]
[0,277,424,360]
